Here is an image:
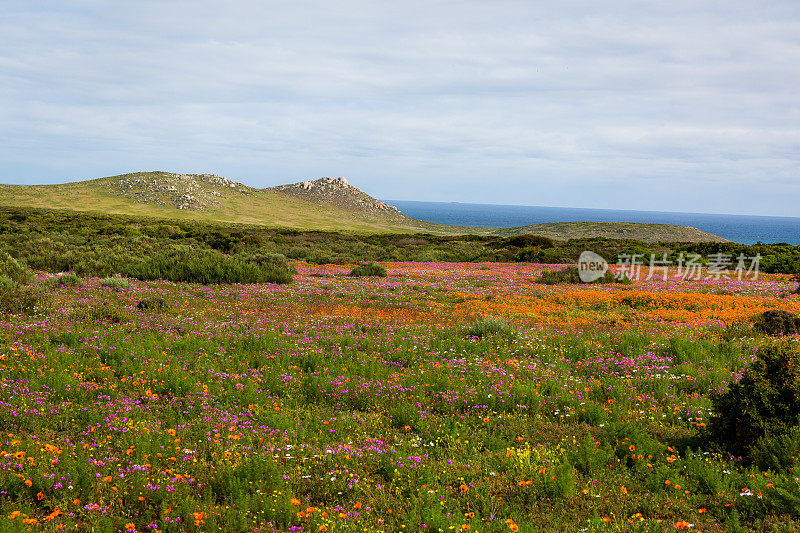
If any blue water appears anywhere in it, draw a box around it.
[385,200,800,245]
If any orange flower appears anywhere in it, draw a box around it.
[353,502,362,509]
[73,499,80,506]
[37,492,44,500]
[459,484,469,493]
[24,479,32,487]
[629,445,635,451]
[620,486,628,495]
[290,498,302,506]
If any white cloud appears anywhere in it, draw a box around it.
[1,0,798,215]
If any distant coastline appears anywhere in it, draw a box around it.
[386,200,800,245]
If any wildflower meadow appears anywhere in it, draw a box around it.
[1,261,800,532]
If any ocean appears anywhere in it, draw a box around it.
[385,200,800,245]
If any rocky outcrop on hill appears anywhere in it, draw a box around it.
[103,172,251,210]
[268,177,406,220]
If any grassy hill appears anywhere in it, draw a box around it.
[0,171,727,242]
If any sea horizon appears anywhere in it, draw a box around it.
[385,199,800,245]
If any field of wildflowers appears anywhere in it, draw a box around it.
[1,262,800,532]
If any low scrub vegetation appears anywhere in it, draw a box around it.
[1,206,799,278]
[753,309,800,336]
[708,344,800,464]
[349,262,387,277]
[99,276,130,289]
[535,265,629,285]
[127,249,295,285]
[136,296,169,312]
[463,316,511,338]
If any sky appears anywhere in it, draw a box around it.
[1,1,799,217]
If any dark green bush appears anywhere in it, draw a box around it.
[125,249,294,284]
[536,266,582,284]
[753,310,800,336]
[349,263,387,277]
[707,344,800,462]
[535,266,629,285]
[505,234,555,248]
[136,297,169,312]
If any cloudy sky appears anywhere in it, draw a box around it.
[2,1,798,216]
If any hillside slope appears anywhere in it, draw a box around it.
[0,172,727,242]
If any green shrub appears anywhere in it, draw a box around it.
[51,273,82,286]
[753,310,800,336]
[0,251,33,285]
[464,316,511,338]
[0,285,48,315]
[136,297,169,312]
[0,275,16,290]
[248,253,295,271]
[349,263,387,277]
[535,266,627,285]
[100,276,131,290]
[73,301,130,323]
[505,234,555,249]
[536,266,582,284]
[707,344,800,462]
[125,249,294,284]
